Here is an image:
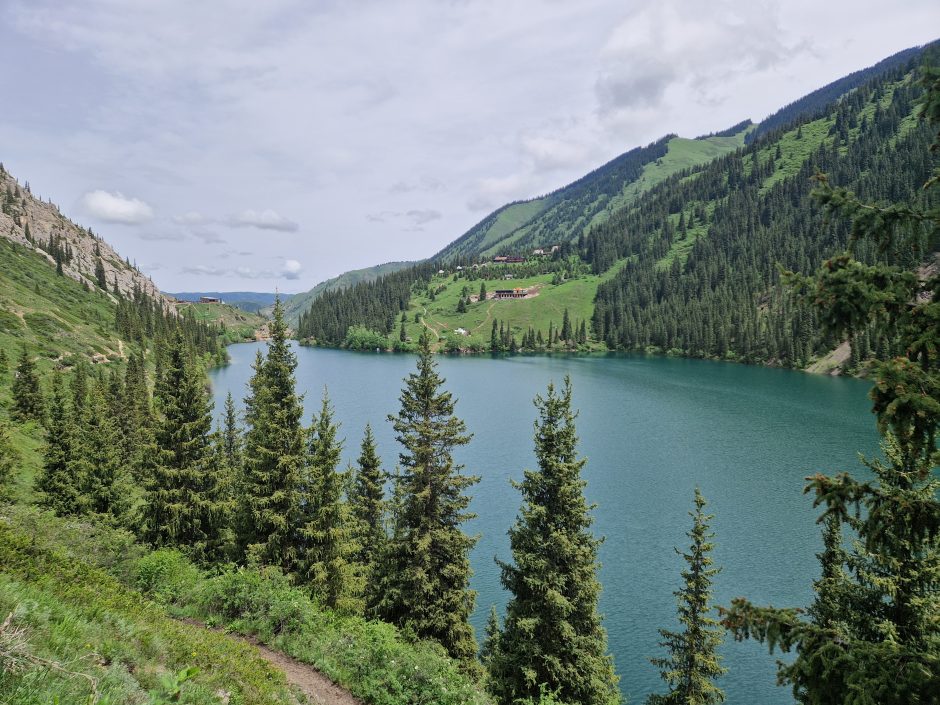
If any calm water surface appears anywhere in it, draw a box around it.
[209,343,879,704]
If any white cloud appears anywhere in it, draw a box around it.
[227,209,299,232]
[281,258,302,279]
[80,189,154,224]
[173,211,208,225]
[4,0,938,291]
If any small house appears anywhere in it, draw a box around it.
[199,296,222,304]
[493,288,528,300]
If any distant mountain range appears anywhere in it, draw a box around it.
[167,291,289,314]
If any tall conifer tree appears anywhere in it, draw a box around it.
[377,332,480,662]
[142,332,225,562]
[35,373,82,515]
[237,298,306,572]
[11,347,43,423]
[221,391,242,470]
[350,424,386,578]
[490,376,619,705]
[75,378,128,520]
[648,489,725,705]
[302,388,355,610]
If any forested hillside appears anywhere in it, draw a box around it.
[279,259,414,323]
[589,59,936,366]
[297,45,938,374]
[434,130,749,262]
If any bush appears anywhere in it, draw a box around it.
[199,564,313,639]
[343,326,390,351]
[134,548,202,607]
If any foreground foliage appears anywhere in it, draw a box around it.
[723,60,940,704]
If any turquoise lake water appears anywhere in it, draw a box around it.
[209,343,879,704]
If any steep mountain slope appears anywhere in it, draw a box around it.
[746,42,933,144]
[0,166,168,306]
[434,129,750,262]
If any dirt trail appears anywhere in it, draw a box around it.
[251,641,362,705]
[179,619,362,705]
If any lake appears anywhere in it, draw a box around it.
[209,343,879,704]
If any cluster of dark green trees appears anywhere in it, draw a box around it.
[722,61,940,704]
[489,310,589,354]
[590,58,936,367]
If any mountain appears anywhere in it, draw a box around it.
[434,128,751,262]
[1,166,169,307]
[168,291,287,313]
[296,42,938,375]
[279,260,414,323]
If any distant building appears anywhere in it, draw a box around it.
[199,296,222,304]
[505,256,525,263]
[494,288,528,299]
[493,255,508,263]
[454,327,469,336]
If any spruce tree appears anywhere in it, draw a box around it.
[0,348,8,378]
[350,424,386,583]
[377,332,480,662]
[480,281,487,301]
[0,421,19,500]
[480,605,501,670]
[301,388,355,611]
[11,347,44,423]
[560,308,572,343]
[35,373,82,515]
[648,489,725,705]
[490,376,619,705]
[237,298,306,572]
[74,378,128,520]
[221,391,242,470]
[724,64,940,703]
[142,332,226,563]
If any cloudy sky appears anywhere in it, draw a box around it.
[1,1,937,293]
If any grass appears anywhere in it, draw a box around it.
[0,508,292,705]
[473,198,551,258]
[0,505,493,705]
[177,302,265,341]
[396,264,629,352]
[0,237,127,373]
[609,132,749,219]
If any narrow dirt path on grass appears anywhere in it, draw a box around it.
[179,618,362,705]
[252,641,362,705]
[470,301,497,333]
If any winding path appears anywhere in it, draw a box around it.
[180,619,362,705]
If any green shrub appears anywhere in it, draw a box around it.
[134,549,202,607]
[199,564,312,638]
[343,326,390,351]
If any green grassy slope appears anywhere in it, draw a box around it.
[435,130,749,264]
[390,263,627,352]
[0,237,128,372]
[177,302,266,341]
[0,509,292,705]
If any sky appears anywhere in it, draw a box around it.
[1,1,937,294]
